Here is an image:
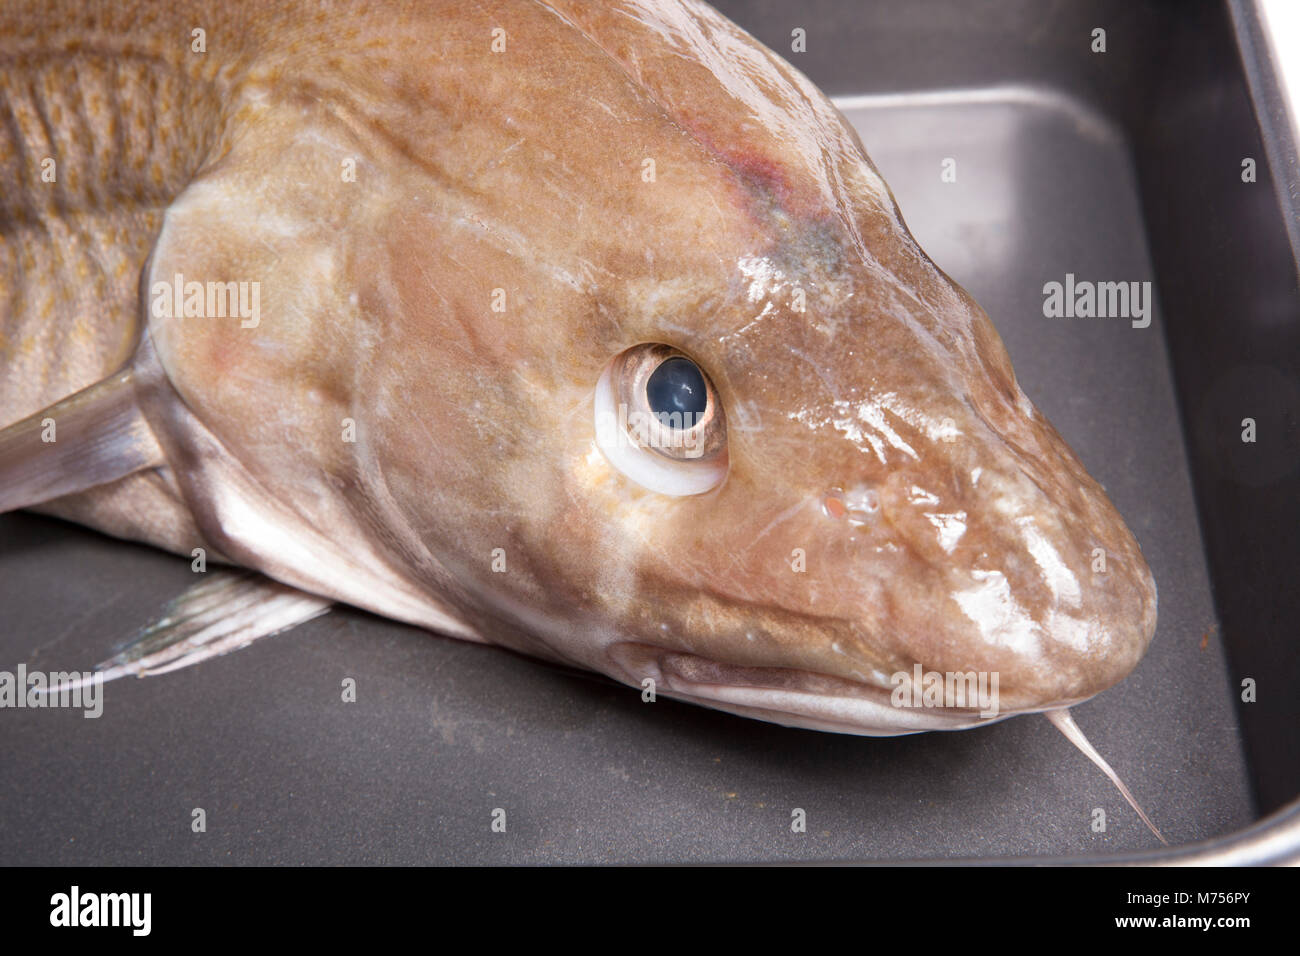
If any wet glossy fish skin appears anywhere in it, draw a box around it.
[1,0,1156,734]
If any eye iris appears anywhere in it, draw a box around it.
[646,357,708,423]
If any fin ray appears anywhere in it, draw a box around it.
[32,571,331,692]
[0,368,163,513]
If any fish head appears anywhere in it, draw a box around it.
[349,1,1157,733]
[141,0,1155,734]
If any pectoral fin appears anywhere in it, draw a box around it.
[0,368,164,514]
[34,571,332,693]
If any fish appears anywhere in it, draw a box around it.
[0,0,1162,840]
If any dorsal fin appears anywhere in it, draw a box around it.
[0,367,163,514]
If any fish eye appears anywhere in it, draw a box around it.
[593,344,728,496]
[647,357,708,419]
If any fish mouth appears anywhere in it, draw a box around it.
[608,642,1017,736]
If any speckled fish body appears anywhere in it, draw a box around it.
[1,0,1156,734]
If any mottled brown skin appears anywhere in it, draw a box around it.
[1,0,1156,732]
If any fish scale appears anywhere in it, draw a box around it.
[0,46,220,422]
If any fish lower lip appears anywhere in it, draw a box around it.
[609,643,1006,735]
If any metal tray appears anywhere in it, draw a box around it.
[2,0,1297,864]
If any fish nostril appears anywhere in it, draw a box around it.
[822,488,848,519]
[823,485,880,526]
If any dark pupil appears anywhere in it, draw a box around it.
[646,357,707,425]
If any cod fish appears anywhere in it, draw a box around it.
[0,1,1162,839]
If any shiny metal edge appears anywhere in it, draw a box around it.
[1233,0,1300,272]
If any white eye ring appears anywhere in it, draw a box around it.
[593,358,728,496]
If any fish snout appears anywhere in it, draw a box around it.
[813,436,1157,715]
[949,423,1159,710]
